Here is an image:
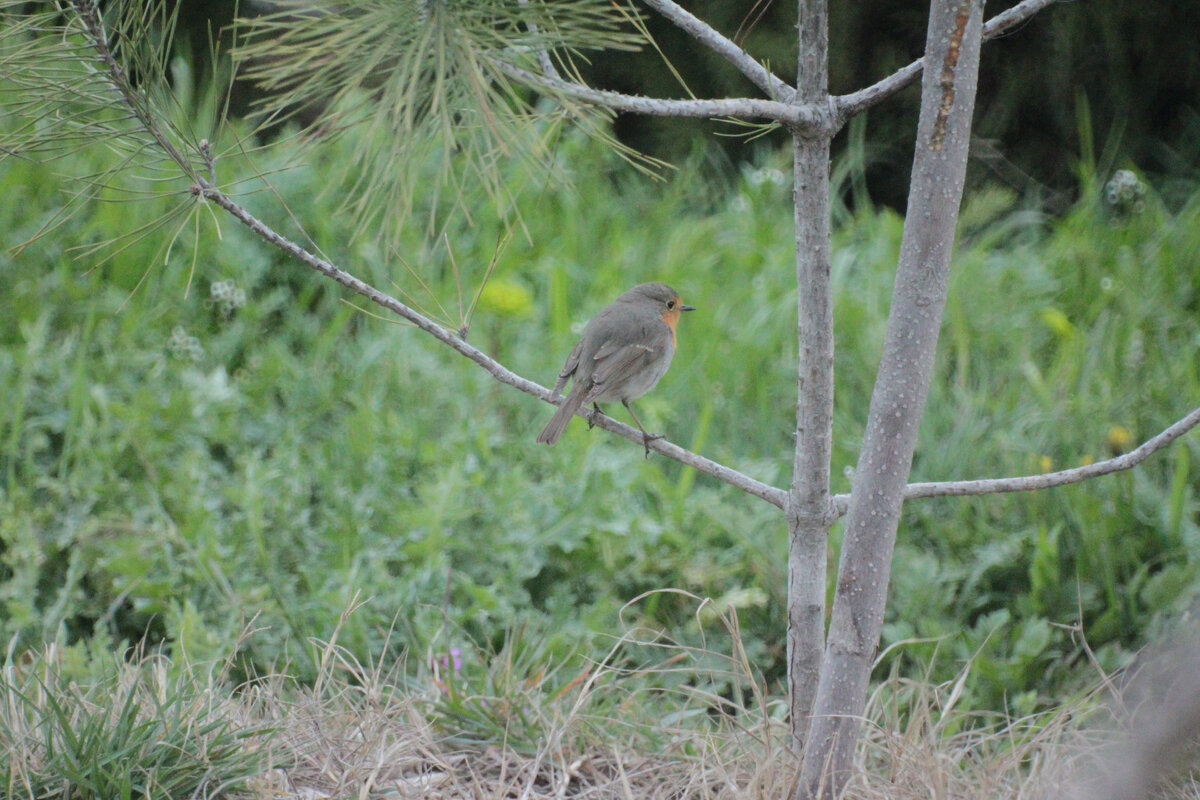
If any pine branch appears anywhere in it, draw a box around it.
[71,0,195,177]
[497,61,829,130]
[515,0,561,80]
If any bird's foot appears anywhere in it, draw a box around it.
[588,403,605,430]
[642,433,664,458]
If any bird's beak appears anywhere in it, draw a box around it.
[681,304,696,312]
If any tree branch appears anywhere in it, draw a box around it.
[515,0,561,81]
[834,0,1060,121]
[831,405,1200,514]
[498,61,828,131]
[640,0,796,102]
[193,182,788,510]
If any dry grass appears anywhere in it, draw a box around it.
[240,609,802,799]
[5,608,1200,799]
[236,605,1200,800]
[238,648,1200,800]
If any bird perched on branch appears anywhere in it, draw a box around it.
[536,282,694,456]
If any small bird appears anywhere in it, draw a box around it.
[536,282,695,455]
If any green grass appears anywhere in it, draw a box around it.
[1,644,270,798]
[0,85,1198,732]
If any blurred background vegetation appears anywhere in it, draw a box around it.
[0,0,1197,731]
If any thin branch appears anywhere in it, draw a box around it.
[831,406,1200,514]
[498,61,828,131]
[72,0,195,178]
[639,0,796,102]
[834,0,1061,121]
[982,0,1062,37]
[194,182,789,510]
[515,0,561,80]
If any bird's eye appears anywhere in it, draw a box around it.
[667,300,676,309]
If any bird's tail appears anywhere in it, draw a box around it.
[536,386,588,445]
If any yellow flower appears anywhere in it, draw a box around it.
[1106,425,1134,454]
[1040,308,1076,339]
[478,279,533,318]
[1039,455,1053,473]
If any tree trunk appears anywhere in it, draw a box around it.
[787,0,834,751]
[796,1,984,796]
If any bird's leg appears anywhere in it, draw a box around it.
[622,400,662,458]
[588,403,604,430]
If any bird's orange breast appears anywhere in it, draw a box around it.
[660,306,682,345]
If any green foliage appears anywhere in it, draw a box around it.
[420,601,776,758]
[423,625,599,753]
[1,43,1199,735]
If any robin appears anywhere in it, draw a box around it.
[536,282,695,455]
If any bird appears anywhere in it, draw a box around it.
[536,282,694,455]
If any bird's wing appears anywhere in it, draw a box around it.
[588,319,671,393]
[552,340,584,395]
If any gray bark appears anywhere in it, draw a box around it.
[796,1,985,796]
[786,0,836,751]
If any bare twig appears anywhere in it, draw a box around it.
[505,1,1057,141]
[194,182,788,510]
[834,0,1061,121]
[640,0,796,102]
[831,406,1200,515]
[515,0,561,81]
[983,0,1062,38]
[497,61,829,132]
